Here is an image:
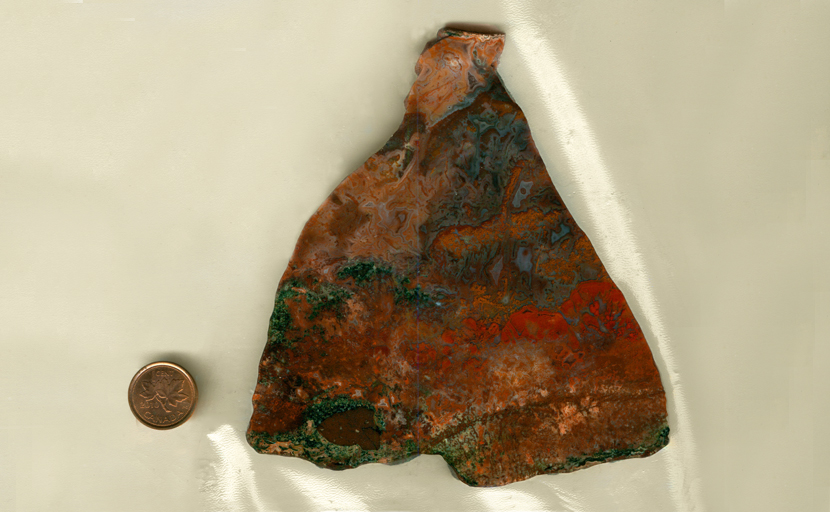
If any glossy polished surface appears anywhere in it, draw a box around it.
[1,1,828,511]
[248,29,667,486]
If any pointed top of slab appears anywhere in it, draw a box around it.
[407,28,506,126]
[427,27,505,51]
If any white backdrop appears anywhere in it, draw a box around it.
[1,1,829,511]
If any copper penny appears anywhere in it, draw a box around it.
[128,361,198,429]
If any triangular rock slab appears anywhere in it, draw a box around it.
[247,28,668,487]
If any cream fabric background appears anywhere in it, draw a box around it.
[1,1,829,511]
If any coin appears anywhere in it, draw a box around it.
[128,361,198,429]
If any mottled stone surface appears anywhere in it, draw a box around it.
[247,28,668,486]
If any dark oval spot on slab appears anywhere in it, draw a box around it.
[318,407,381,450]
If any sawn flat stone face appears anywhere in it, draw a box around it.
[247,28,669,487]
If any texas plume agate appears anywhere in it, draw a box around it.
[247,29,669,486]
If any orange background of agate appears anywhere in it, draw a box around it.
[0,1,828,511]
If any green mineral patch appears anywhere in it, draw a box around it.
[267,279,351,348]
[429,425,488,486]
[337,260,393,284]
[305,283,352,321]
[394,277,435,306]
[304,395,377,427]
[559,424,670,472]
[267,279,302,348]
[336,260,434,307]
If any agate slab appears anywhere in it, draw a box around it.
[247,28,668,486]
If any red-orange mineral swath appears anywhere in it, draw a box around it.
[247,28,668,487]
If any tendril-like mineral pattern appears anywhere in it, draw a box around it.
[247,28,668,487]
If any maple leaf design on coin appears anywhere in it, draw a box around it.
[140,371,189,413]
